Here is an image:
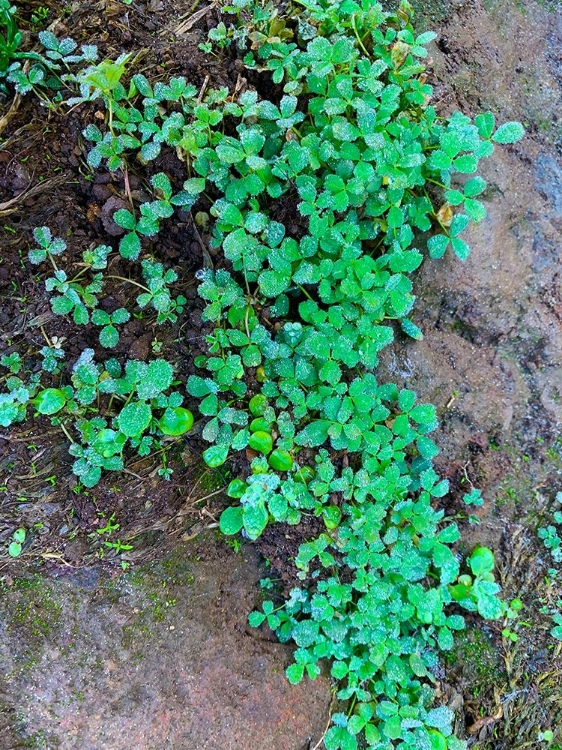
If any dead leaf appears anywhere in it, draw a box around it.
[437,203,454,227]
[467,706,503,735]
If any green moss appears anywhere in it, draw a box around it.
[196,464,230,493]
[160,545,197,586]
[410,0,451,26]
[382,0,452,27]
[24,729,49,749]
[8,581,62,640]
[446,627,503,688]
[117,546,194,654]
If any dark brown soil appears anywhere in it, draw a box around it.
[0,0,240,568]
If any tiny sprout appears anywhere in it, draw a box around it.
[8,527,26,557]
[195,211,210,229]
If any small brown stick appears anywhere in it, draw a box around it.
[310,692,337,750]
[173,2,217,36]
[122,467,144,481]
[0,93,21,139]
[123,166,134,209]
[230,73,246,101]
[40,553,76,567]
[189,214,214,269]
[179,486,227,515]
[197,74,211,105]
[0,174,70,217]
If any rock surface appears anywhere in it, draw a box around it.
[382,0,562,498]
[0,539,331,750]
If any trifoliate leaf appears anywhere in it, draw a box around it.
[119,232,141,260]
[453,154,478,173]
[450,213,469,237]
[475,112,495,139]
[286,663,305,684]
[242,502,269,539]
[427,234,449,259]
[151,172,173,199]
[99,325,119,349]
[51,296,74,315]
[137,360,174,399]
[426,707,453,732]
[187,375,215,397]
[258,269,290,298]
[398,389,416,412]
[464,198,487,222]
[401,318,424,340]
[292,619,319,648]
[409,403,436,425]
[295,420,331,447]
[140,141,161,161]
[464,176,487,197]
[451,237,471,260]
[113,209,137,230]
[203,444,229,467]
[463,488,484,506]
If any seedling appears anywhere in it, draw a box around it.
[8,527,26,557]
[104,539,133,554]
[538,494,562,641]
[28,226,66,266]
[96,513,120,535]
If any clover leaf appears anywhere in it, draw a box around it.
[117,401,152,438]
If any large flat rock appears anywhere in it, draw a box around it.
[0,539,331,749]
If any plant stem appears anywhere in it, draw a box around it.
[105,275,151,293]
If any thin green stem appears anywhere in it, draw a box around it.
[351,15,371,59]
[58,421,75,445]
[105,275,151,293]
[298,284,313,300]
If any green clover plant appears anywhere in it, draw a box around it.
[1,4,98,96]
[1,0,527,742]
[176,0,523,745]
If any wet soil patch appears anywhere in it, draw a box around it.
[0,0,239,570]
